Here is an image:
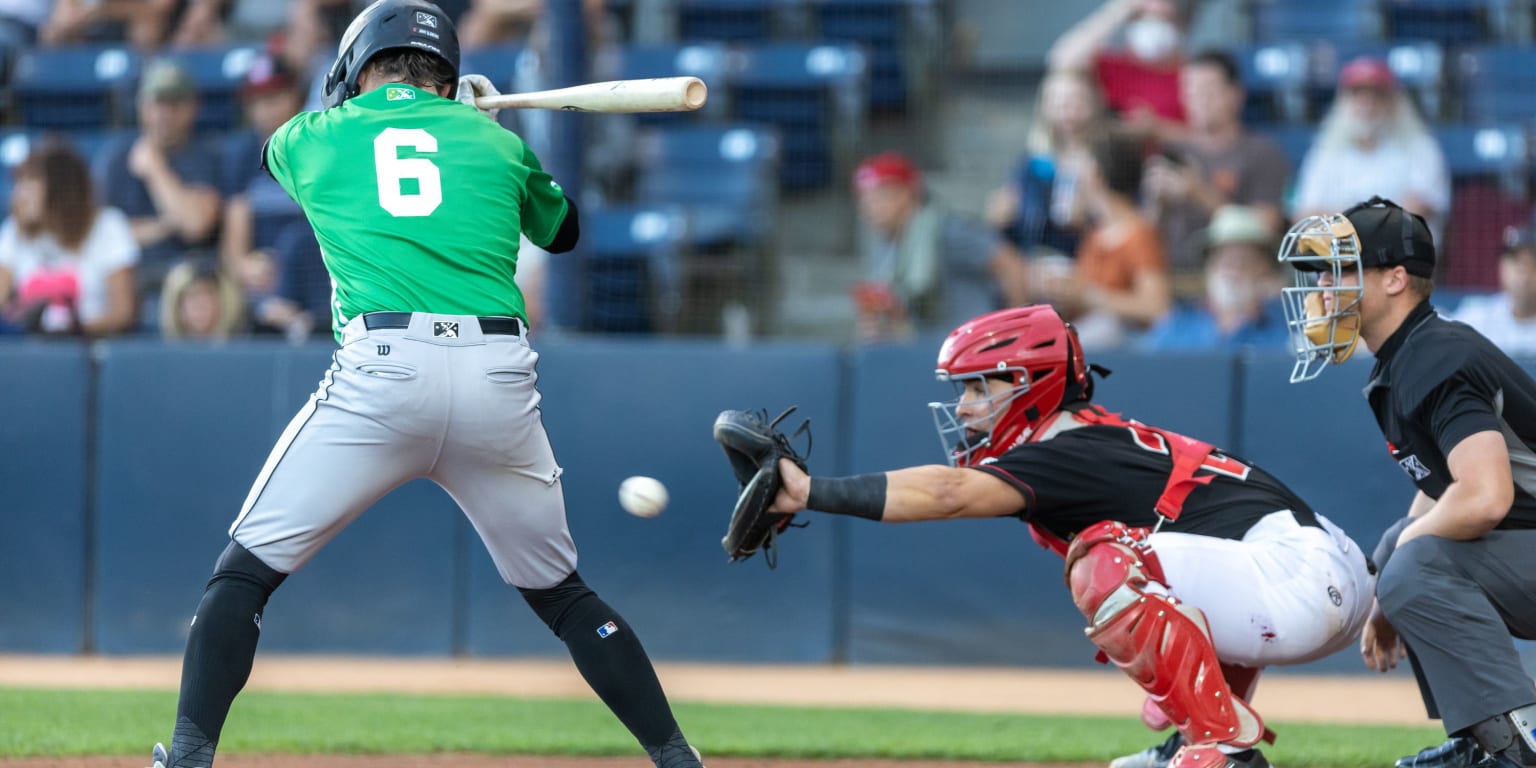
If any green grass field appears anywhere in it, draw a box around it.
[0,688,1441,766]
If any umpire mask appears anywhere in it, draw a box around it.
[1277,213,1364,383]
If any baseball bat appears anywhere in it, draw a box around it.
[474,77,708,113]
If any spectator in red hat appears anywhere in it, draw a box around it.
[1292,56,1449,244]
[852,152,1028,341]
[219,51,313,337]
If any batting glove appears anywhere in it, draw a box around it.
[456,74,501,121]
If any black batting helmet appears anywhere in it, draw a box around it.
[322,0,460,109]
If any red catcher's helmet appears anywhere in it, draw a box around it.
[929,305,1090,466]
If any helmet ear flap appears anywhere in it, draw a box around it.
[322,51,353,109]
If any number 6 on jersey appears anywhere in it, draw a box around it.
[375,127,441,217]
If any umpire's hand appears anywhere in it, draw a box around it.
[1361,598,1407,673]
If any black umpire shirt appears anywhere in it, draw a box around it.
[1366,300,1536,529]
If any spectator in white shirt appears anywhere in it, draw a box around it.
[0,138,139,336]
[1452,225,1536,358]
[1291,56,1450,246]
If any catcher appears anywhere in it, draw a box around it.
[716,305,1375,768]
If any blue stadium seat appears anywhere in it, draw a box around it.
[1252,123,1317,174]
[726,43,866,190]
[607,44,729,125]
[149,45,263,132]
[1384,0,1503,46]
[65,128,137,169]
[1434,124,1527,180]
[1457,45,1536,122]
[460,44,528,94]
[1307,40,1445,120]
[581,206,689,333]
[677,0,776,42]
[0,129,37,211]
[814,0,914,111]
[1233,43,1309,124]
[636,124,779,246]
[1252,0,1382,43]
[12,46,141,129]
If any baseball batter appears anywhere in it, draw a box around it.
[764,305,1375,768]
[145,3,704,767]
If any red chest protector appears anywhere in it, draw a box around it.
[1025,405,1220,557]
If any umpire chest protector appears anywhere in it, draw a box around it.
[323,0,461,109]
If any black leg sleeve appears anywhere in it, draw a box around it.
[170,542,286,768]
[520,572,698,767]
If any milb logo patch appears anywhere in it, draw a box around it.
[1397,454,1431,481]
[596,621,619,638]
[386,87,416,101]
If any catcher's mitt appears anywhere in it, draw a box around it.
[714,406,812,568]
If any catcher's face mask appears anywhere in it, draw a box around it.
[1278,213,1364,383]
[929,372,1029,467]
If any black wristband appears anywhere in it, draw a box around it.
[807,473,887,521]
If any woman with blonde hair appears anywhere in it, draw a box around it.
[159,259,246,340]
[1291,57,1449,240]
[986,68,1107,259]
[0,137,139,336]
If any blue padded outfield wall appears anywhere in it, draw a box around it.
[2,338,1531,671]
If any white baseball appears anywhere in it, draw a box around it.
[619,476,668,518]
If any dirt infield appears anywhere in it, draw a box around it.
[0,655,1429,767]
[0,655,1426,724]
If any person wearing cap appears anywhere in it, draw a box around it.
[1141,204,1286,351]
[1278,196,1536,768]
[1450,226,1536,358]
[219,51,316,337]
[98,59,223,304]
[1292,57,1449,249]
[852,151,1026,340]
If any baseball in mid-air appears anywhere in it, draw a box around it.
[619,476,669,518]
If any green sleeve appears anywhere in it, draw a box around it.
[263,112,310,201]
[518,142,570,249]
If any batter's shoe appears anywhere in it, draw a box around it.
[1169,743,1271,768]
[1397,738,1486,768]
[147,742,206,768]
[646,731,704,768]
[1111,731,1183,768]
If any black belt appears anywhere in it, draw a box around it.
[362,312,522,336]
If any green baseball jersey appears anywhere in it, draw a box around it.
[264,83,568,341]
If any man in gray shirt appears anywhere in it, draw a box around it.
[1144,50,1289,284]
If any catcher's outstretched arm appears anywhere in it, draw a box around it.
[774,460,1027,522]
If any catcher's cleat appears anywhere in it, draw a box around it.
[1397,738,1486,768]
[1169,744,1271,768]
[1111,731,1184,768]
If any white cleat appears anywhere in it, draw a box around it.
[149,743,169,768]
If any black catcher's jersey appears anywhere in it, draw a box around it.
[973,405,1318,542]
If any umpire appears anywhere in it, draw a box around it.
[1279,196,1536,768]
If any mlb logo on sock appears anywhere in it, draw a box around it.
[596,621,619,638]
